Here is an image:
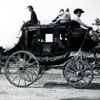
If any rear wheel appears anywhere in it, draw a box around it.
[5,50,40,87]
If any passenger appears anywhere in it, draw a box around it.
[52,9,65,47]
[52,8,71,26]
[52,8,71,47]
[59,8,71,25]
[20,5,40,48]
[60,8,71,41]
[27,5,39,24]
[52,9,64,24]
[21,5,39,30]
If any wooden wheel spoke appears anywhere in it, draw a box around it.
[80,67,89,73]
[76,62,84,71]
[67,73,76,80]
[8,70,20,75]
[10,70,20,81]
[24,71,33,81]
[12,56,18,63]
[84,72,92,79]
[76,81,82,87]
[73,77,79,86]
[64,71,70,77]
[12,74,19,82]
[22,73,27,85]
[23,53,27,61]
[17,53,21,59]
[26,69,37,76]
[18,73,23,86]
[26,62,38,68]
[26,55,33,63]
[71,62,77,72]
[81,78,87,85]
[67,68,75,74]
[33,68,39,72]
[31,62,38,66]
[68,74,78,84]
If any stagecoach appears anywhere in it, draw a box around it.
[1,20,100,88]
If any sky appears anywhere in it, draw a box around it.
[0,0,100,48]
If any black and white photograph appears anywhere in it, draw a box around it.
[0,0,100,100]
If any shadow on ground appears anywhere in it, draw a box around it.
[85,83,100,90]
[60,98,100,100]
[43,82,71,89]
[42,82,100,90]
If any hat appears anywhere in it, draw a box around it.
[74,8,84,14]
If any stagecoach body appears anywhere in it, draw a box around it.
[19,24,71,65]
[1,23,100,88]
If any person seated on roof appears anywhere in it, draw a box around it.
[21,5,40,30]
[52,9,64,24]
[59,8,71,41]
[19,5,40,48]
[52,8,71,42]
[59,8,71,25]
[52,8,71,25]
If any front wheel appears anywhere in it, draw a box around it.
[63,59,93,88]
[5,50,40,87]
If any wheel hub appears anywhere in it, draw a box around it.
[19,66,25,72]
[76,71,82,77]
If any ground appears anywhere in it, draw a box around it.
[0,69,100,100]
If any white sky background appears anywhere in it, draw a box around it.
[0,0,100,48]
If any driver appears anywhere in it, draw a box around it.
[70,8,99,50]
[71,8,92,34]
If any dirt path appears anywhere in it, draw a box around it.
[0,69,100,100]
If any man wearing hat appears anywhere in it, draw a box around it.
[71,8,92,33]
[70,8,95,50]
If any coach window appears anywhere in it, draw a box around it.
[45,34,53,42]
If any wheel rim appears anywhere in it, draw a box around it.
[94,53,100,75]
[37,68,45,80]
[64,59,93,88]
[5,50,40,87]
